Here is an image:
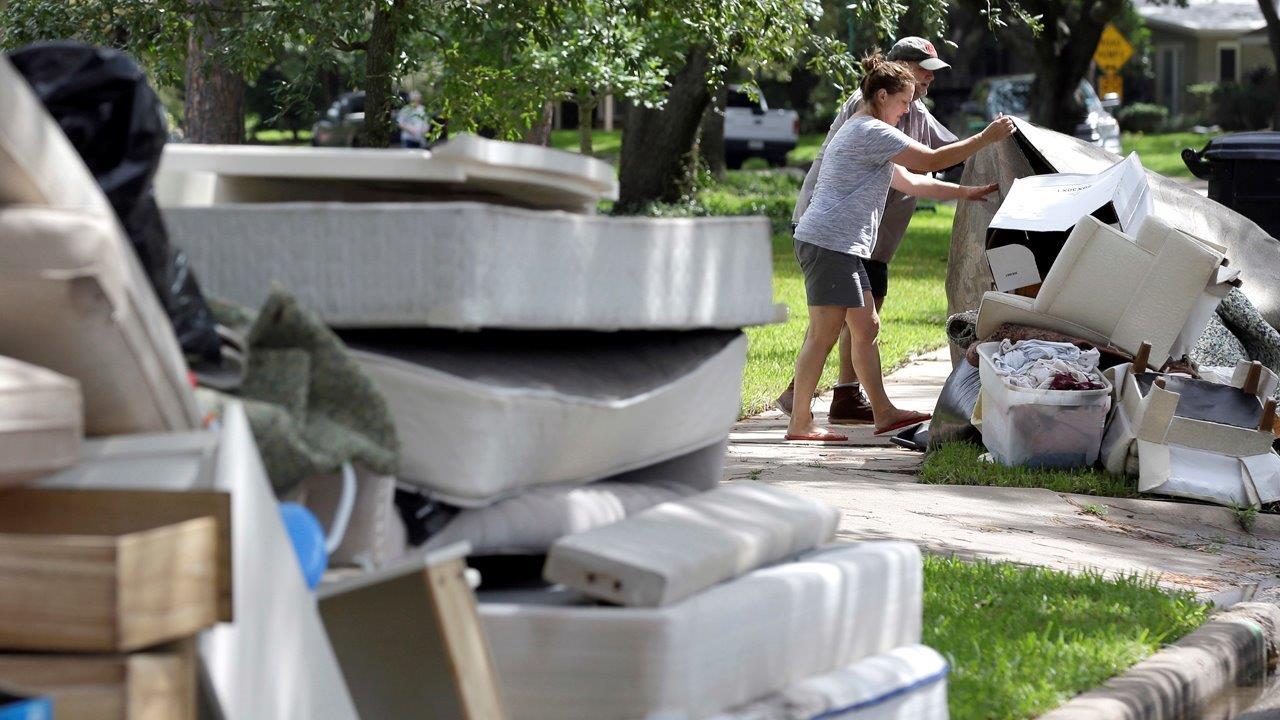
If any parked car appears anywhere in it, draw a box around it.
[959,74,1122,155]
[312,91,366,147]
[313,91,440,147]
[723,85,799,169]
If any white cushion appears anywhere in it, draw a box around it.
[481,542,923,720]
[351,331,746,506]
[0,207,199,435]
[165,202,779,331]
[423,440,725,556]
[543,482,840,607]
[712,645,950,720]
[0,355,81,486]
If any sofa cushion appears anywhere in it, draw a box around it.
[543,482,840,607]
[0,208,199,435]
[0,355,81,486]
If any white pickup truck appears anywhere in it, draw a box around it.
[723,85,799,169]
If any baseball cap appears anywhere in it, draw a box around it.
[887,37,950,71]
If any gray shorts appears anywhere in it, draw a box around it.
[793,239,869,308]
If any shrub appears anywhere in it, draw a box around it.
[1209,68,1279,130]
[1186,83,1217,126]
[1116,103,1169,133]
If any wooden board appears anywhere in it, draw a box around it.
[0,488,232,621]
[0,639,195,720]
[319,544,507,720]
[0,507,218,653]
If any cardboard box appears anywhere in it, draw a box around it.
[986,151,1152,291]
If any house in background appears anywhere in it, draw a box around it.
[1139,0,1275,117]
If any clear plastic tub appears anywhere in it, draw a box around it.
[975,342,1112,469]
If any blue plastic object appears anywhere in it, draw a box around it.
[279,502,328,589]
[0,690,51,720]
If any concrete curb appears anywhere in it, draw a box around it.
[1037,602,1279,720]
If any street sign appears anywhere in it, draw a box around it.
[1094,24,1133,72]
[1099,71,1123,101]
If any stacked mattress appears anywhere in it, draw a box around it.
[481,542,924,720]
[155,134,777,573]
[465,478,944,719]
[150,113,939,717]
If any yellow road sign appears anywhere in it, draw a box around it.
[1099,71,1123,101]
[1094,24,1133,72]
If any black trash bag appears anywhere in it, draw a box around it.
[890,422,930,453]
[8,42,222,362]
[925,360,983,451]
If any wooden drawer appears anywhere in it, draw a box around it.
[0,489,232,622]
[0,492,220,652]
[0,640,194,720]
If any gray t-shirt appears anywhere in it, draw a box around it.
[793,93,957,262]
[793,115,912,258]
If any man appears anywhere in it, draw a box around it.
[778,36,958,423]
[396,90,430,148]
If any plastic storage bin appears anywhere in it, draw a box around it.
[975,342,1112,469]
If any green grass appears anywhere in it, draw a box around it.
[920,442,1139,499]
[250,128,313,145]
[787,132,826,166]
[1121,131,1220,179]
[550,129,623,162]
[924,555,1208,719]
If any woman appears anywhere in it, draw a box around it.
[786,54,1016,442]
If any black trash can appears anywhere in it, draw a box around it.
[1183,132,1280,239]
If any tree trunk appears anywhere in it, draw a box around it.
[1259,0,1280,128]
[360,0,405,148]
[577,91,596,155]
[523,101,555,145]
[698,81,727,179]
[184,0,245,144]
[616,46,713,213]
[1024,0,1124,134]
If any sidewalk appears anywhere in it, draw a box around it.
[726,350,1280,599]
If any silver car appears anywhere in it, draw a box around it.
[960,74,1122,155]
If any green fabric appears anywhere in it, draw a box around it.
[208,291,399,492]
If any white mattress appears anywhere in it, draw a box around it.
[544,482,840,606]
[713,645,949,720]
[0,355,81,487]
[479,542,924,720]
[155,133,617,212]
[164,202,779,330]
[422,440,725,556]
[349,331,746,506]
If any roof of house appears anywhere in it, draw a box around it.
[1138,0,1267,36]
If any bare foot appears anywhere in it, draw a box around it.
[872,406,932,436]
[786,416,848,442]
